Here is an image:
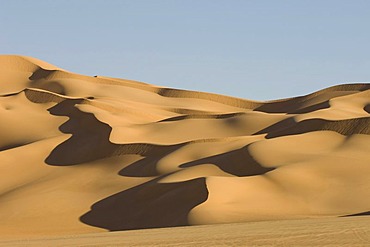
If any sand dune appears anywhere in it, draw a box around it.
[0,55,369,239]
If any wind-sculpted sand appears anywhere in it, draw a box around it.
[0,55,369,244]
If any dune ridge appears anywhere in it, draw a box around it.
[0,55,369,237]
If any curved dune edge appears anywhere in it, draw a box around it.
[0,55,369,237]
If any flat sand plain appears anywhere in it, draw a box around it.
[1,217,369,246]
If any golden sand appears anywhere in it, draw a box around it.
[0,55,369,245]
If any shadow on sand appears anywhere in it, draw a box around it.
[79,177,208,231]
[255,117,370,139]
[180,145,274,176]
[342,211,370,217]
[45,99,119,165]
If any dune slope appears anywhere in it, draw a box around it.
[0,55,369,237]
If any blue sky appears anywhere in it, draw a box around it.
[1,0,370,100]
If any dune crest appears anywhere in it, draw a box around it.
[0,55,369,236]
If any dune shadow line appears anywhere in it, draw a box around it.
[45,99,119,165]
[365,104,370,114]
[45,98,187,167]
[254,117,370,139]
[119,144,183,177]
[180,145,274,176]
[80,177,208,231]
[341,211,370,217]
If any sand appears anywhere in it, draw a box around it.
[0,55,369,244]
[1,217,370,246]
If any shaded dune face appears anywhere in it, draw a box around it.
[179,146,274,176]
[343,211,370,217]
[80,178,208,231]
[0,55,369,236]
[45,99,117,165]
[365,104,370,113]
[256,117,370,138]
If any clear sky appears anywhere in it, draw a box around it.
[1,0,370,100]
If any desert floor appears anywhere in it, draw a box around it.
[1,216,369,246]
